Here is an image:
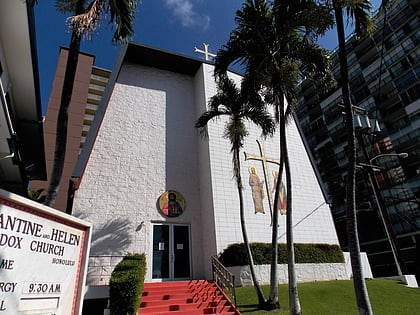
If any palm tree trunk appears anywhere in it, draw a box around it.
[280,98,301,315]
[45,0,86,206]
[266,98,283,312]
[334,2,373,314]
[233,146,266,306]
[266,159,283,311]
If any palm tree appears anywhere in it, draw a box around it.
[44,0,138,206]
[195,76,275,307]
[214,0,333,312]
[330,0,373,313]
[27,188,47,204]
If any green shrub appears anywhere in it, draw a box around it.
[219,243,344,266]
[109,253,146,315]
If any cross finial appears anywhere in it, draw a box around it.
[194,43,216,61]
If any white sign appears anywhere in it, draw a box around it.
[0,189,91,315]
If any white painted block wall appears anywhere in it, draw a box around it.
[73,61,340,285]
[199,64,339,254]
[73,63,206,283]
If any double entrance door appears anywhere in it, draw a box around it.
[152,224,191,280]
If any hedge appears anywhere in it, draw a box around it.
[109,253,146,315]
[219,243,344,267]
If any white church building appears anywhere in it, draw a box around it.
[71,43,340,289]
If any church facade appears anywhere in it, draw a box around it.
[71,43,339,287]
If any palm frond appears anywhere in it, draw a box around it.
[245,106,276,137]
[378,0,391,12]
[215,0,273,79]
[26,0,38,7]
[225,120,248,151]
[195,110,225,138]
[345,0,373,37]
[296,40,334,92]
[108,0,137,43]
[215,32,252,78]
[69,0,106,36]
[196,75,274,151]
[55,0,78,13]
[28,188,47,203]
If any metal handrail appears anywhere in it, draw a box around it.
[211,255,237,306]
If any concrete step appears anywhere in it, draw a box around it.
[138,280,240,314]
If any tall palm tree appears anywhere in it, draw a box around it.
[214,0,333,312]
[195,76,275,307]
[44,0,138,206]
[330,0,373,313]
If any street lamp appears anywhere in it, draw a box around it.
[354,105,409,277]
[369,153,408,164]
[366,152,409,277]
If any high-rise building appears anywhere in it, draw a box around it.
[0,0,46,196]
[297,0,420,277]
[30,47,110,212]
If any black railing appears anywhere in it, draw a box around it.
[211,255,236,306]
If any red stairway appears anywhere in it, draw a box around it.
[138,280,240,314]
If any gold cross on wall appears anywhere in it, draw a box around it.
[194,43,216,61]
[245,140,281,222]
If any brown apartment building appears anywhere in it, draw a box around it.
[31,47,110,212]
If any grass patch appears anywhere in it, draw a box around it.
[235,279,420,314]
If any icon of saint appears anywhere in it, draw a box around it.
[161,192,183,217]
[272,170,287,215]
[249,167,265,214]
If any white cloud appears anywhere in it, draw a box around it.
[165,0,210,30]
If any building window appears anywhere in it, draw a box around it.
[401,84,420,105]
[395,70,417,91]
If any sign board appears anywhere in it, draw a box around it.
[0,189,91,315]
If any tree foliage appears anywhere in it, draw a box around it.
[214,1,333,313]
[43,0,139,206]
[196,76,274,307]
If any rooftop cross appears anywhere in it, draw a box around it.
[194,43,216,61]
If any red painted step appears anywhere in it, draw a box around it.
[138,280,240,314]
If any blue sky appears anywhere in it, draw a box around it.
[33,0,379,114]
[34,1,243,113]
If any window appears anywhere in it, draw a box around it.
[408,48,420,64]
[5,92,16,127]
[389,58,412,79]
[395,70,417,91]
[408,84,420,100]
[400,83,420,105]
[352,86,370,103]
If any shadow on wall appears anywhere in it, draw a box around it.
[76,213,132,255]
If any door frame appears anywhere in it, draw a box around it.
[151,223,192,281]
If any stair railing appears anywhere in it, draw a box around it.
[211,255,237,306]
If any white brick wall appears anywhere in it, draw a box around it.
[229,263,350,286]
[73,63,205,283]
[199,64,339,253]
[73,61,339,285]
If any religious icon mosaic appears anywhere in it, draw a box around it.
[158,191,185,217]
[245,140,287,217]
[248,166,265,214]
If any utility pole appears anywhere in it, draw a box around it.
[355,113,406,276]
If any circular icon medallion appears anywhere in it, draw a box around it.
[158,191,185,217]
